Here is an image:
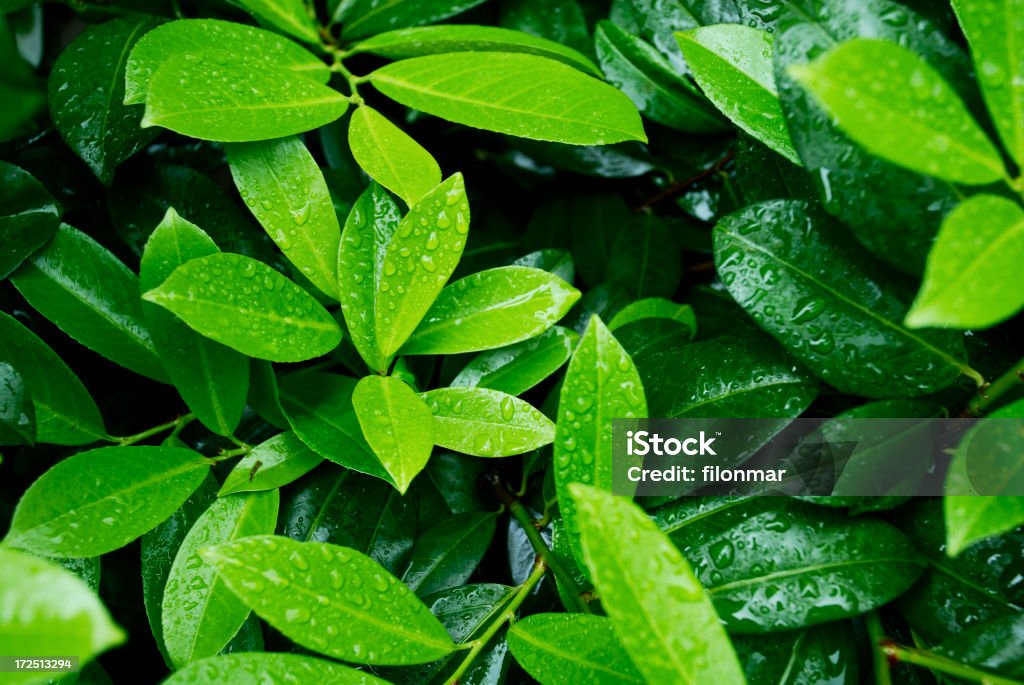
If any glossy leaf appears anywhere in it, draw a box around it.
[11,224,168,382]
[0,161,60,279]
[451,325,578,396]
[143,50,348,142]
[352,24,600,75]
[142,253,341,363]
[400,266,581,355]
[423,386,555,456]
[370,53,647,145]
[595,20,725,134]
[233,0,319,43]
[608,298,696,334]
[163,490,279,667]
[353,375,435,494]
[733,622,859,685]
[0,362,33,445]
[714,200,969,397]
[500,0,591,56]
[934,613,1024,679]
[512,248,575,283]
[401,511,497,596]
[790,38,1005,184]
[140,209,249,436]
[4,445,209,557]
[341,0,489,39]
[227,136,341,299]
[125,19,328,106]
[163,652,391,685]
[906,194,1024,329]
[570,484,746,684]
[348,106,441,208]
[555,316,646,567]
[219,432,323,497]
[678,25,800,163]
[0,548,124,678]
[375,174,470,359]
[48,17,157,184]
[508,613,644,685]
[201,535,456,664]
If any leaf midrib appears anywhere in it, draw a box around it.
[708,556,925,594]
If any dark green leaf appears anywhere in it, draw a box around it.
[219,432,323,497]
[733,622,859,685]
[934,613,1024,679]
[0,362,34,446]
[341,0,489,39]
[423,386,555,456]
[605,214,682,298]
[401,511,497,596]
[0,161,60,279]
[500,0,591,57]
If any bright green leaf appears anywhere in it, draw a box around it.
[348,106,441,208]
[233,0,319,43]
[422,386,555,456]
[0,161,60,280]
[451,325,578,396]
[142,253,341,363]
[219,432,323,497]
[163,652,391,685]
[608,298,696,334]
[369,53,647,145]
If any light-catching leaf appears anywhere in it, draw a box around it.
[140,209,249,437]
[0,161,60,279]
[906,194,1024,329]
[570,484,746,684]
[678,25,800,163]
[348,106,441,208]
[233,0,319,43]
[555,316,646,567]
[422,386,555,456]
[508,614,644,685]
[369,53,647,145]
[219,432,323,497]
[4,445,209,557]
[790,38,1005,185]
[400,266,581,355]
[227,136,341,299]
[162,490,279,667]
[143,50,348,142]
[451,325,578,396]
[201,535,456,664]
[11,224,168,382]
[162,652,391,685]
[142,253,341,363]
[340,0,490,39]
[607,298,696,334]
[353,375,435,494]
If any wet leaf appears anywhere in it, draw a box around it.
[201,535,456,664]
[423,386,555,456]
[162,652,390,685]
[219,432,323,497]
[934,613,1024,678]
[0,161,60,279]
[607,298,696,335]
[341,0,489,39]
[233,0,319,43]
[348,106,441,208]
[451,325,578,396]
[4,445,209,557]
[732,621,859,685]
[401,511,497,596]
[142,253,341,363]
[512,248,575,283]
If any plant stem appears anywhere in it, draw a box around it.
[444,559,547,685]
[865,612,894,685]
[882,641,1024,685]
[113,414,194,446]
[487,473,592,614]
[327,50,364,103]
[209,445,251,462]
[965,354,1024,416]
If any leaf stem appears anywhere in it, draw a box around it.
[964,354,1024,416]
[882,641,1024,685]
[865,612,894,685]
[209,444,251,462]
[444,558,547,685]
[328,51,364,103]
[112,413,194,446]
[487,473,592,614]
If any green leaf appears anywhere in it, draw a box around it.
[790,38,1005,185]
[512,248,575,283]
[0,362,34,446]
[348,106,441,208]
[201,535,456,664]
[219,432,323,496]
[422,386,555,456]
[732,622,859,685]
[451,325,579,396]
[4,445,209,557]
[554,316,646,567]
[401,511,497,596]
[163,652,391,685]
[351,24,600,75]
[951,0,1024,166]
[341,0,489,38]
[508,613,644,685]
[11,224,168,382]
[162,490,279,667]
[608,298,696,334]
[278,372,396,486]
[595,20,727,133]
[400,266,581,355]
[677,25,800,164]
[124,18,329,106]
[338,183,402,372]
[48,17,158,184]
[656,497,926,632]
[375,174,470,359]
[0,312,104,445]
[906,194,1024,329]
[369,53,647,145]
[934,613,1024,678]
[0,548,124,681]
[570,484,746,684]
[0,161,60,280]
[233,0,319,43]
[604,214,682,299]
[714,200,970,397]
[142,253,341,363]
[567,193,632,287]
[140,209,249,437]
[500,0,591,56]
[227,136,341,299]
[143,50,348,142]
[352,375,435,494]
